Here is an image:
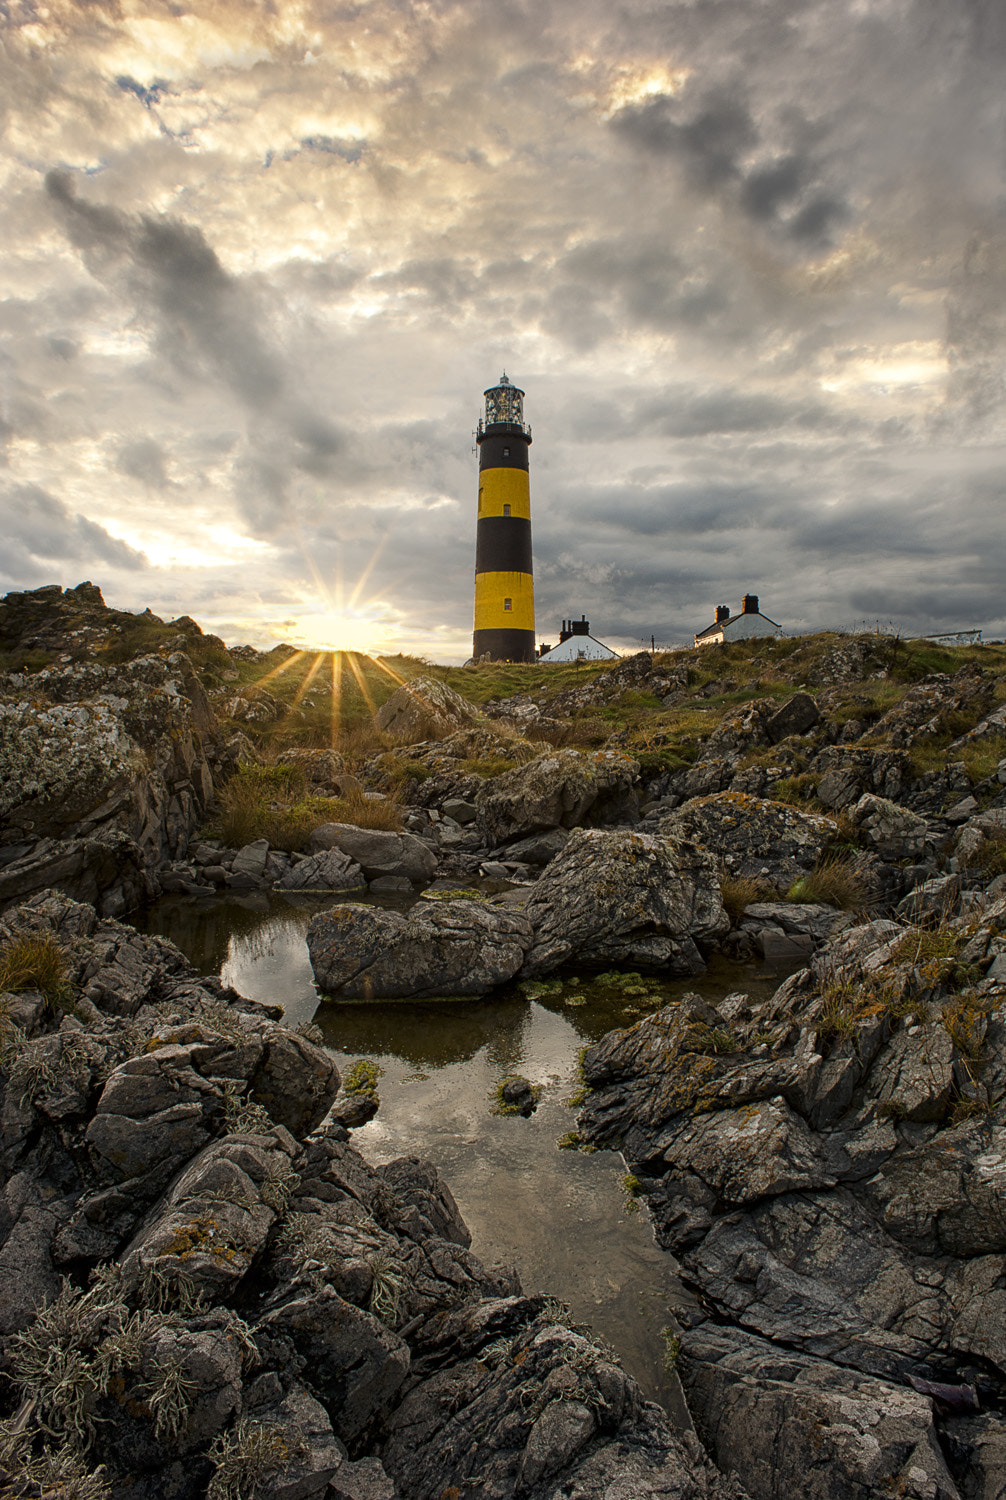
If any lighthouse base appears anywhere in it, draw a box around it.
[472,628,536,663]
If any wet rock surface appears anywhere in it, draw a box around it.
[0,890,732,1499]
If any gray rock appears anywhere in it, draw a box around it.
[765,692,820,744]
[476,748,640,845]
[307,900,533,999]
[662,793,837,883]
[495,826,570,866]
[245,1381,345,1499]
[520,828,728,977]
[276,848,365,893]
[367,874,412,893]
[255,1287,410,1443]
[329,1458,397,1500]
[231,838,271,877]
[309,824,437,883]
[740,902,851,943]
[896,874,961,925]
[679,1324,960,1500]
[848,793,929,859]
[375,676,479,743]
[441,797,478,825]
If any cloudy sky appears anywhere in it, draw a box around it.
[2,0,1005,660]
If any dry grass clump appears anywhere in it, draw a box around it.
[968,829,1006,879]
[0,933,70,1003]
[719,873,779,924]
[786,858,868,911]
[216,765,402,850]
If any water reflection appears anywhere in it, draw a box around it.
[139,893,780,1411]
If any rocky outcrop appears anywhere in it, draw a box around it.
[307,899,533,999]
[576,897,1006,1498]
[870,664,992,747]
[661,792,838,883]
[0,888,734,1500]
[0,645,219,913]
[520,829,728,977]
[476,748,640,845]
[375,677,480,744]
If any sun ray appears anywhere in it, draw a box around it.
[369,655,408,687]
[347,531,390,611]
[268,650,327,742]
[330,650,344,749]
[345,649,379,721]
[250,648,309,690]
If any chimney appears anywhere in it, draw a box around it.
[715,604,730,624]
[559,619,572,642]
[742,594,759,615]
[571,614,589,636]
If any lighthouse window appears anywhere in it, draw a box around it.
[504,597,512,611]
[503,504,511,516]
[502,447,510,455]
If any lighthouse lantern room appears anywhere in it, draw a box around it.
[472,373,536,663]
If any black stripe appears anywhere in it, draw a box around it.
[475,516,533,574]
[473,628,536,663]
[478,430,530,472]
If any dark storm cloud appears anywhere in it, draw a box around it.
[0,484,148,582]
[611,85,849,248]
[44,171,342,530]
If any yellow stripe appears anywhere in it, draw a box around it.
[474,571,535,630]
[478,468,531,519]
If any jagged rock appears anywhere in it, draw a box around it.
[661,793,838,883]
[896,875,961,925]
[375,677,479,743]
[765,692,820,743]
[738,902,852,944]
[329,1458,396,1500]
[847,792,929,858]
[476,748,640,845]
[0,832,152,916]
[309,824,437,883]
[380,1304,744,1500]
[812,745,911,809]
[276,848,365,893]
[950,702,1006,751]
[256,1287,411,1443]
[678,1324,960,1500]
[520,829,728,977]
[307,900,533,999]
[243,1381,345,1499]
[871,664,992,748]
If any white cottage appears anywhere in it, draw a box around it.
[694,594,781,647]
[538,616,619,663]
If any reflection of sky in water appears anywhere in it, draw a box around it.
[142,894,779,1412]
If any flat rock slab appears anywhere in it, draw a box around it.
[310,822,437,882]
[307,899,533,998]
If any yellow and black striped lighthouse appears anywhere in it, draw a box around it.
[473,373,536,662]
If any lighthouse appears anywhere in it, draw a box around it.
[472,373,536,662]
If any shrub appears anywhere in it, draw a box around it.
[786,858,868,911]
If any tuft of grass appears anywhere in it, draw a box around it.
[208,1419,306,1500]
[967,829,1006,879]
[719,873,779,923]
[786,858,868,910]
[0,933,72,1005]
[215,765,402,850]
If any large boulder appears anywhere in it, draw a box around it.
[476,748,640,846]
[307,899,533,999]
[520,829,728,977]
[309,823,437,883]
[661,792,838,883]
[679,1324,960,1500]
[375,676,479,744]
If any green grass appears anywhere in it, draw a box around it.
[786,858,868,910]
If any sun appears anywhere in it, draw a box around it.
[296,607,380,655]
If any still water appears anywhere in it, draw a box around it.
[142,892,780,1413]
